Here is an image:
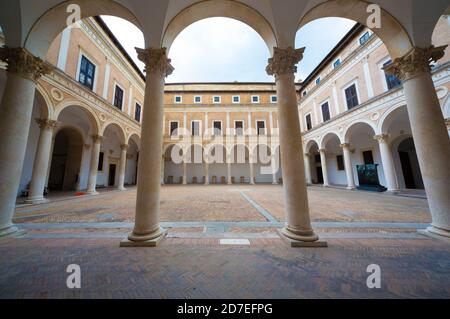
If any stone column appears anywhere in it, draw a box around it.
[161,156,165,185]
[0,48,51,237]
[227,161,232,185]
[340,143,355,190]
[373,134,398,192]
[26,119,58,203]
[266,47,321,245]
[183,161,187,185]
[385,46,450,237]
[204,162,209,185]
[123,48,173,246]
[271,154,278,184]
[117,144,128,191]
[86,135,102,195]
[304,153,312,185]
[319,149,329,187]
[249,155,255,185]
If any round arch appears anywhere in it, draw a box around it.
[101,122,126,145]
[53,100,100,135]
[320,132,342,149]
[297,0,413,59]
[24,0,143,58]
[230,144,250,163]
[379,103,408,134]
[344,120,377,143]
[443,95,450,119]
[127,133,141,149]
[305,139,320,153]
[35,84,54,120]
[162,0,278,55]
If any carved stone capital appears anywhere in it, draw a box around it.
[91,135,103,144]
[0,47,52,81]
[373,134,390,144]
[35,118,58,131]
[383,46,447,81]
[136,47,174,77]
[318,148,326,154]
[266,47,305,77]
[340,143,350,149]
[121,144,129,151]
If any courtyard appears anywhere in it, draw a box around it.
[1,185,449,299]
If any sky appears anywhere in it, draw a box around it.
[101,16,356,83]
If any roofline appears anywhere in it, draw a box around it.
[300,23,365,89]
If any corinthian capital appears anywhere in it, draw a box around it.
[35,118,58,131]
[373,134,390,144]
[266,47,305,77]
[0,47,52,81]
[383,46,447,81]
[136,47,174,77]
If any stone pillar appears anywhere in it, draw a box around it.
[123,48,173,246]
[227,161,232,185]
[204,162,209,185]
[183,161,187,185]
[266,47,321,245]
[373,135,398,192]
[319,149,329,187]
[385,46,450,237]
[271,154,278,184]
[304,153,312,185]
[117,144,128,191]
[86,135,102,195]
[249,155,255,185]
[0,48,51,237]
[340,143,355,190]
[26,119,58,203]
[161,156,165,185]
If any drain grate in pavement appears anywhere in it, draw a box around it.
[219,239,251,246]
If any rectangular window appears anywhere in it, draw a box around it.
[232,96,240,104]
[235,121,244,136]
[191,121,201,136]
[170,122,179,136]
[321,102,331,122]
[194,96,202,104]
[135,103,141,122]
[113,85,124,110]
[270,95,278,103]
[383,60,402,90]
[345,84,359,109]
[78,55,96,90]
[302,91,307,97]
[336,155,345,171]
[316,77,321,85]
[98,152,104,171]
[359,31,370,45]
[174,96,182,104]
[256,121,266,135]
[305,114,312,131]
[363,150,374,165]
[251,95,260,103]
[213,121,222,135]
[213,96,221,104]
[333,59,341,69]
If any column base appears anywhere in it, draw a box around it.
[117,187,127,191]
[85,190,99,196]
[322,184,329,187]
[278,227,327,247]
[0,224,26,238]
[418,225,450,240]
[346,186,356,190]
[121,227,167,247]
[25,196,49,204]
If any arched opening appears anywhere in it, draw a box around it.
[320,133,346,187]
[206,144,227,184]
[394,137,424,190]
[126,134,140,186]
[186,144,205,184]
[230,144,250,184]
[305,140,321,185]
[48,127,84,191]
[253,144,272,184]
[100,123,126,188]
[164,144,184,185]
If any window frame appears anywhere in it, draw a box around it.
[315,77,321,85]
[320,100,331,123]
[174,95,183,104]
[213,96,221,104]
[76,53,98,92]
[342,80,360,110]
[333,58,342,69]
[234,120,245,136]
[134,102,142,123]
[336,155,345,171]
[270,95,278,103]
[255,120,267,136]
[251,95,260,104]
[112,83,125,110]
[305,113,313,131]
[169,121,180,137]
[194,95,202,104]
[232,95,241,104]
[359,31,370,46]
[212,120,223,135]
[191,120,202,136]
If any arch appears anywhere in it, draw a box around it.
[443,95,450,119]
[305,139,320,153]
[205,143,227,163]
[230,144,250,164]
[186,143,205,164]
[127,133,141,149]
[379,103,408,134]
[24,0,143,58]
[101,121,126,145]
[53,100,100,135]
[35,84,54,119]
[297,0,413,59]
[162,0,277,55]
[320,132,342,149]
[344,120,377,143]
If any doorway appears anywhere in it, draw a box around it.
[398,137,424,189]
[108,164,117,187]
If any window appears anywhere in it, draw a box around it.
[321,102,331,122]
[359,31,370,45]
[170,122,179,136]
[363,150,374,165]
[135,103,141,122]
[336,155,345,171]
[345,84,359,109]
[98,152,104,171]
[235,121,244,136]
[383,60,402,90]
[113,85,124,110]
[191,121,201,136]
[213,96,221,104]
[302,91,307,97]
[333,59,341,69]
[251,95,260,104]
[256,121,266,135]
[305,114,312,131]
[194,96,202,104]
[78,55,96,90]
[316,77,321,85]
[270,95,278,103]
[232,96,240,104]
[213,121,222,135]
[174,96,182,104]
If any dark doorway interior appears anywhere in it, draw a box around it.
[108,164,117,187]
[398,137,423,189]
[399,151,415,189]
[316,167,324,184]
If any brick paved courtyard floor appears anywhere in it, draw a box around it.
[1,185,448,299]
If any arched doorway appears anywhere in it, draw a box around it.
[48,127,84,191]
[396,137,424,190]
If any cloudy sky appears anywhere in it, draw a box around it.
[101,16,356,83]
